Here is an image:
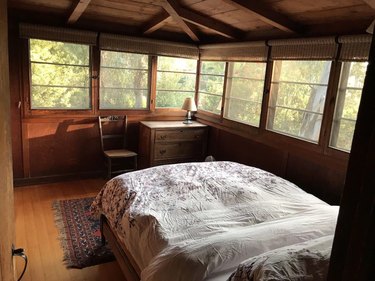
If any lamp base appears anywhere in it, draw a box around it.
[183,119,193,124]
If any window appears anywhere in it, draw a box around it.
[100,51,149,109]
[29,39,91,109]
[156,56,197,108]
[198,61,226,114]
[267,60,332,142]
[330,61,367,151]
[224,62,266,126]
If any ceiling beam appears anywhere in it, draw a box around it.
[363,0,375,9]
[177,6,243,39]
[163,0,200,42]
[223,0,303,33]
[142,11,171,35]
[67,0,91,24]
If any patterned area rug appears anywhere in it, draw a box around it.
[52,197,115,268]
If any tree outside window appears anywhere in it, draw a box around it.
[267,60,332,142]
[30,39,91,109]
[330,61,367,151]
[198,61,226,114]
[100,51,149,109]
[156,56,197,108]
[224,62,266,126]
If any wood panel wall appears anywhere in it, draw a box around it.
[0,0,15,279]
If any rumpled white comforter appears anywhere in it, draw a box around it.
[92,161,338,281]
[227,235,333,281]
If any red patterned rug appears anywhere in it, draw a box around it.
[52,197,115,268]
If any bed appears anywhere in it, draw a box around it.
[92,161,338,281]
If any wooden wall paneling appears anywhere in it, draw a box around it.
[328,31,375,281]
[26,119,103,177]
[67,0,92,24]
[285,153,346,204]
[8,21,24,178]
[21,122,30,178]
[215,129,288,176]
[0,0,15,279]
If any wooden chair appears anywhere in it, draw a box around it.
[98,116,137,179]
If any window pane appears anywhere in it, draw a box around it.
[29,39,91,109]
[224,62,266,126]
[330,61,367,152]
[30,39,89,65]
[267,60,332,142]
[100,89,148,109]
[156,91,195,108]
[198,61,225,114]
[31,86,89,109]
[100,51,149,109]
[156,56,197,108]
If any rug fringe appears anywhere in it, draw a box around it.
[52,201,77,268]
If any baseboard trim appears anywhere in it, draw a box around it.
[13,170,105,187]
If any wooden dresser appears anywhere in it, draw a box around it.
[138,121,208,168]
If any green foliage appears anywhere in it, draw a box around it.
[269,60,331,142]
[198,61,226,113]
[156,56,197,108]
[30,39,90,109]
[100,51,149,109]
[224,62,266,126]
[331,61,367,151]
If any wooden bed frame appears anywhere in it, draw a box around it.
[100,215,141,281]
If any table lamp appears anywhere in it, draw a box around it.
[181,97,197,124]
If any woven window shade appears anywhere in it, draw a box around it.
[19,23,97,45]
[338,34,372,61]
[99,33,199,59]
[269,37,337,60]
[199,41,268,62]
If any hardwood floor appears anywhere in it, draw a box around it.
[14,178,126,281]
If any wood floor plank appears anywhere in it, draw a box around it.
[14,179,125,281]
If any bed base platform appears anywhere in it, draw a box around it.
[100,215,141,281]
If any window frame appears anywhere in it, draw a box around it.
[26,39,94,115]
[154,55,198,109]
[197,60,228,116]
[98,49,152,111]
[266,59,333,144]
[223,61,267,128]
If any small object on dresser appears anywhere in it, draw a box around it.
[181,97,197,124]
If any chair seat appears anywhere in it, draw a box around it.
[104,149,137,158]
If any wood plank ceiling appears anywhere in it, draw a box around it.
[8,0,375,43]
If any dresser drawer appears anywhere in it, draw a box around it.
[154,142,203,160]
[155,129,206,142]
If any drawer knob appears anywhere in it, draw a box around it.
[159,149,166,155]
[159,135,167,140]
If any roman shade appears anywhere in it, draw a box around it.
[337,34,372,61]
[19,23,98,45]
[199,41,268,62]
[99,33,199,59]
[268,37,337,60]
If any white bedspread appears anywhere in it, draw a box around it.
[227,235,333,281]
[92,161,338,281]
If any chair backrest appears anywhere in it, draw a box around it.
[98,116,128,152]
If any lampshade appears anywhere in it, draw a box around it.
[181,97,197,111]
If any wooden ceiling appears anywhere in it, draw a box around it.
[7,0,375,43]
